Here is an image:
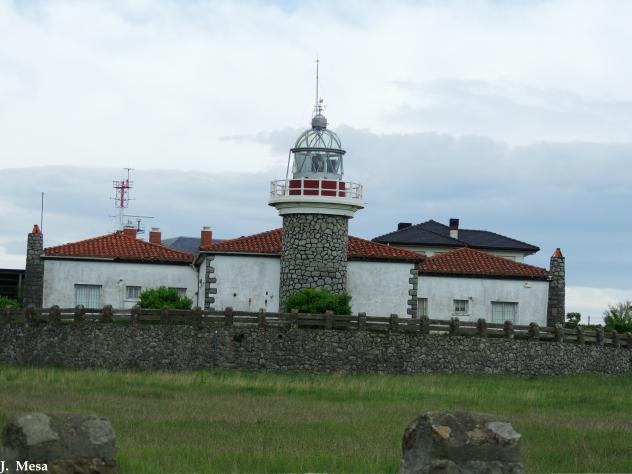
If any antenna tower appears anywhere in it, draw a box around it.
[112,168,134,230]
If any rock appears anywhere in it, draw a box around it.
[0,412,116,474]
[400,411,523,474]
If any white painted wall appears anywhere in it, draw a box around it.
[418,275,549,325]
[42,259,197,308]
[392,244,528,262]
[347,260,413,317]
[210,255,280,312]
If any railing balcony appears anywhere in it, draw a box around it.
[269,178,363,203]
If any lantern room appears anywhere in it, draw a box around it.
[290,112,345,180]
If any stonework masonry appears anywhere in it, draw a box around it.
[23,231,44,308]
[204,256,217,310]
[407,267,419,317]
[280,214,348,303]
[547,251,565,327]
[0,324,629,375]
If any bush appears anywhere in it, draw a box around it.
[603,301,632,333]
[565,312,581,329]
[0,296,19,309]
[282,288,351,315]
[138,286,192,310]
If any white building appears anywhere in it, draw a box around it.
[416,247,550,325]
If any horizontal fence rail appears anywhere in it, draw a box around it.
[2,305,631,349]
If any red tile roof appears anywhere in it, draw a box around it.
[419,247,549,280]
[44,232,193,264]
[200,228,423,262]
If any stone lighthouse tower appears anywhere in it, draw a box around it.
[269,63,364,302]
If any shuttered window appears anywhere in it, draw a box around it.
[417,298,428,318]
[126,286,141,300]
[453,299,468,315]
[491,302,518,324]
[74,284,102,309]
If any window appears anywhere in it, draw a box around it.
[453,299,469,315]
[74,284,102,308]
[169,287,187,297]
[126,286,141,300]
[491,302,518,324]
[417,298,428,318]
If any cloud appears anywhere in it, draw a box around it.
[1,0,632,171]
[567,286,632,324]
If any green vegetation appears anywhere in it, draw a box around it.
[282,288,352,315]
[565,312,581,329]
[138,286,192,310]
[0,296,19,309]
[604,300,632,333]
[0,366,630,473]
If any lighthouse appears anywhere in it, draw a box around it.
[269,62,365,302]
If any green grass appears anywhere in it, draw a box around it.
[0,366,630,473]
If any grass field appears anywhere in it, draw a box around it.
[0,366,630,473]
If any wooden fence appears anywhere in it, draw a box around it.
[2,305,631,349]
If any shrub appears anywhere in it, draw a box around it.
[138,286,192,310]
[565,312,581,329]
[603,301,632,333]
[0,296,19,309]
[282,288,351,315]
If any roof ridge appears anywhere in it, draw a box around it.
[459,227,538,249]
[423,246,548,273]
[45,231,122,252]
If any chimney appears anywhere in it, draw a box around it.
[449,218,459,239]
[398,222,412,231]
[24,225,44,308]
[547,248,565,327]
[201,226,213,248]
[122,225,137,239]
[149,227,161,245]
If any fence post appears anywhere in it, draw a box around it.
[100,305,113,323]
[576,326,584,345]
[325,310,334,329]
[49,305,61,326]
[626,332,632,349]
[25,305,37,325]
[225,307,234,327]
[131,305,141,325]
[528,322,540,340]
[554,323,564,342]
[389,314,399,332]
[290,309,299,329]
[449,317,460,336]
[503,320,514,339]
[476,318,488,338]
[595,326,604,346]
[258,308,267,328]
[160,307,169,324]
[358,312,367,331]
[74,305,85,324]
[611,331,621,349]
[192,306,202,329]
[420,315,430,335]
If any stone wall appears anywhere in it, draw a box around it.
[23,230,43,308]
[1,324,629,375]
[280,214,348,303]
[547,249,565,327]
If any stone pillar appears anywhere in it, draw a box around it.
[547,248,565,327]
[23,225,44,308]
[279,214,348,303]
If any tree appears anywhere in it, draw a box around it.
[138,287,192,310]
[282,288,352,315]
[565,312,581,329]
[603,301,632,333]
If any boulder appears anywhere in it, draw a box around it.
[400,411,523,474]
[0,412,116,473]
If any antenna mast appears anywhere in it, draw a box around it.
[113,168,134,230]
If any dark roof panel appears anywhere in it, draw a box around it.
[373,219,539,253]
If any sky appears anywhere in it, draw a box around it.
[0,0,631,321]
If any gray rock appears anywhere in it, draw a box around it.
[400,411,523,474]
[0,413,117,474]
